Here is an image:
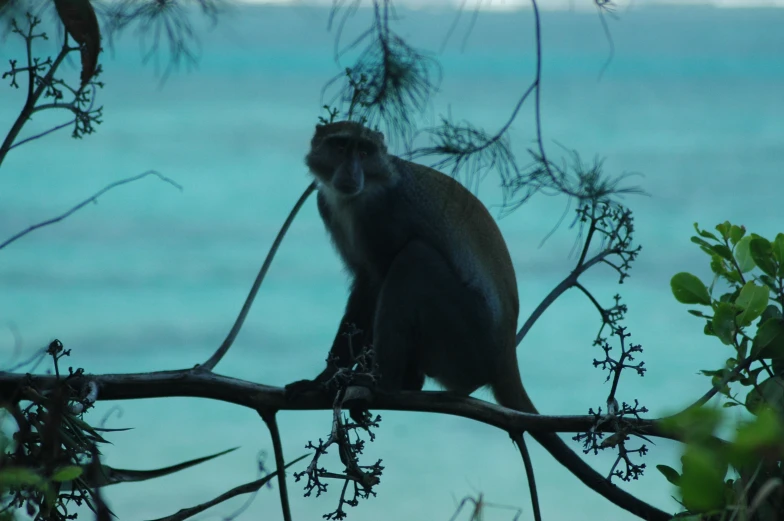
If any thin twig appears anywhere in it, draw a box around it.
[510,432,542,521]
[667,355,756,417]
[199,182,317,372]
[516,250,612,345]
[7,120,72,150]
[259,410,292,521]
[0,40,80,168]
[147,454,309,521]
[595,2,616,81]
[0,170,182,251]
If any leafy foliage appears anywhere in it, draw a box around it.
[664,221,784,519]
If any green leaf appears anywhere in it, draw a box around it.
[773,233,784,276]
[729,224,746,245]
[716,221,732,241]
[691,236,714,251]
[687,309,709,318]
[660,407,722,442]
[691,237,733,261]
[759,274,778,290]
[740,367,765,387]
[730,408,784,470]
[0,467,45,487]
[711,244,733,262]
[671,273,712,306]
[656,464,681,486]
[680,445,727,512]
[734,407,784,452]
[694,223,719,242]
[745,376,784,416]
[735,281,770,327]
[760,305,782,325]
[751,318,784,360]
[773,356,784,377]
[52,466,83,482]
[712,303,737,345]
[734,236,757,273]
[750,237,778,278]
[738,337,749,359]
[709,255,726,276]
[704,321,715,337]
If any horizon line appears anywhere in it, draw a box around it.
[231,0,784,11]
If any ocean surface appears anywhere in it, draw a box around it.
[1,3,783,520]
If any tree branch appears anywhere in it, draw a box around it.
[198,182,317,372]
[259,410,292,521]
[0,170,182,251]
[147,454,309,521]
[510,432,541,521]
[516,249,614,345]
[0,39,79,168]
[0,368,685,444]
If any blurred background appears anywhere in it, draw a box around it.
[1,1,783,519]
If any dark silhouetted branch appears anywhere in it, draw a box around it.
[0,368,682,444]
[148,454,309,521]
[199,182,317,372]
[511,432,541,521]
[259,410,293,521]
[0,170,182,251]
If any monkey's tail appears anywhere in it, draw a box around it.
[493,372,671,521]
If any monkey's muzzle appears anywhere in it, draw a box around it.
[332,156,365,196]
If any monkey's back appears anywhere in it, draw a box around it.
[396,159,520,335]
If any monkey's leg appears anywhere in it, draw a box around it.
[285,276,377,397]
[373,241,494,394]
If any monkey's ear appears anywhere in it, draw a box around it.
[312,124,328,147]
[371,130,386,147]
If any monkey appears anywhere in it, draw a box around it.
[286,121,669,521]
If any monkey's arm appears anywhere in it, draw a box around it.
[285,276,377,396]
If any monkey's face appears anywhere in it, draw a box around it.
[306,128,391,199]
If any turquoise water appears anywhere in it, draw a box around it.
[1,4,784,520]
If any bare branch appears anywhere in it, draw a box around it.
[6,119,72,150]
[259,410,293,521]
[0,37,78,168]
[510,432,541,521]
[0,170,182,251]
[0,369,689,446]
[667,355,756,418]
[147,454,309,521]
[199,182,316,372]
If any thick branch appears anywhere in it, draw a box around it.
[0,368,679,442]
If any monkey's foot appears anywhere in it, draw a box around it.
[341,382,374,426]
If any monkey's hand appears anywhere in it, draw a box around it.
[284,378,327,399]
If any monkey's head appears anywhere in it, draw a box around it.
[306,121,392,198]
